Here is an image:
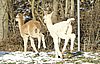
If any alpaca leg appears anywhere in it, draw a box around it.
[30,37,38,53]
[41,33,46,49]
[23,37,28,53]
[58,37,61,45]
[62,35,70,53]
[38,36,41,49]
[70,34,76,52]
[53,37,62,58]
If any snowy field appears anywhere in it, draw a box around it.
[0,51,99,64]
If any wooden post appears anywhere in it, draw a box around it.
[77,0,80,51]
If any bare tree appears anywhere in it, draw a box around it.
[65,0,69,17]
[65,0,74,17]
[52,0,58,23]
[28,0,36,20]
[71,0,74,16]
[0,0,8,40]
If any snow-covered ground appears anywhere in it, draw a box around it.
[0,51,99,64]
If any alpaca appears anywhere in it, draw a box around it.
[43,12,76,58]
[15,13,46,53]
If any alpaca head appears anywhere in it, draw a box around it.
[43,11,54,24]
[15,13,24,21]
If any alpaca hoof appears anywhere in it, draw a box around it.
[44,48,48,50]
[62,51,64,54]
[38,48,40,50]
[58,56,61,58]
[70,50,73,53]
[58,55,64,59]
[36,52,39,56]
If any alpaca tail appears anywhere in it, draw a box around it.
[67,18,75,24]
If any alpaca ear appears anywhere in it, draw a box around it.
[50,11,54,16]
[48,11,54,17]
[44,11,48,15]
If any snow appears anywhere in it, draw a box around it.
[0,51,99,64]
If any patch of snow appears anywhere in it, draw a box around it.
[83,52,96,58]
[82,62,95,64]
[47,51,55,54]
[0,51,99,63]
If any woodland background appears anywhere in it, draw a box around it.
[0,0,99,52]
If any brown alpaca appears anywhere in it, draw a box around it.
[15,13,46,53]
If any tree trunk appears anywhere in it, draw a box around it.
[71,0,74,17]
[32,0,36,20]
[65,0,69,17]
[1,0,8,40]
[60,0,64,20]
[52,0,58,23]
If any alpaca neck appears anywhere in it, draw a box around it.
[45,19,53,31]
[18,18,24,33]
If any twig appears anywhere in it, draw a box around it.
[28,0,32,5]
[35,10,46,26]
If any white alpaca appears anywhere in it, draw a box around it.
[43,12,76,58]
[15,13,46,53]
